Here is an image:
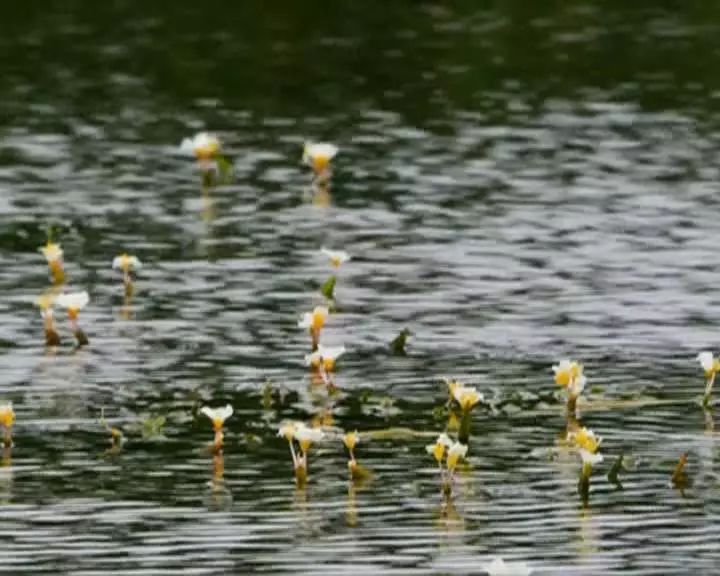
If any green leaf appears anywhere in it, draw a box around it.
[607,453,624,485]
[216,155,234,183]
[142,415,167,439]
[390,328,411,355]
[320,275,336,300]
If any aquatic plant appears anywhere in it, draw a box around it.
[568,426,603,503]
[390,328,411,355]
[278,422,323,487]
[36,291,60,346]
[446,380,483,443]
[0,403,14,448]
[552,359,586,414]
[320,275,337,300]
[98,408,123,454]
[181,132,221,161]
[211,451,225,492]
[697,351,719,406]
[671,452,690,489]
[320,247,350,268]
[200,404,233,453]
[343,430,370,482]
[305,344,346,373]
[302,142,338,184]
[607,454,624,488]
[298,305,329,351]
[483,557,533,576]
[55,291,90,347]
[180,132,232,183]
[112,253,141,295]
[40,241,65,285]
[317,247,349,301]
[427,433,467,496]
[141,415,167,440]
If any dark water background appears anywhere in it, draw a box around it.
[2,1,720,574]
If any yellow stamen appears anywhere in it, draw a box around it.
[311,309,326,332]
[431,442,445,463]
[574,428,600,453]
[312,156,331,173]
[555,370,571,387]
[49,260,65,284]
[446,451,461,471]
[0,407,15,429]
[343,431,359,452]
[195,142,220,161]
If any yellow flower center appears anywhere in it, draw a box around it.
[343,432,358,451]
[431,442,445,463]
[446,452,461,471]
[0,409,14,429]
[457,390,480,411]
[555,370,571,387]
[574,428,599,453]
[555,362,582,388]
[195,142,220,160]
[279,424,295,442]
[711,359,720,376]
[311,310,326,332]
[117,254,131,272]
[311,155,331,173]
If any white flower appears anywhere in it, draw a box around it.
[483,557,533,576]
[55,291,89,314]
[277,421,298,441]
[293,424,324,453]
[579,449,604,466]
[180,132,221,159]
[436,433,454,447]
[427,433,455,462]
[40,242,63,263]
[697,351,716,373]
[446,441,468,471]
[304,344,346,369]
[570,427,602,463]
[112,254,142,271]
[452,384,483,411]
[448,441,468,458]
[302,142,339,172]
[320,247,350,267]
[201,404,233,430]
[552,359,573,374]
[298,306,329,330]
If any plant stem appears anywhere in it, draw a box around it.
[458,409,472,444]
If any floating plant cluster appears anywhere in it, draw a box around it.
[37,238,141,347]
[7,132,719,576]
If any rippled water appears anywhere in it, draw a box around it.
[2,2,720,574]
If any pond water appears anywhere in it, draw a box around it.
[2,2,720,574]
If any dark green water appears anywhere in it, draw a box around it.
[2,2,720,574]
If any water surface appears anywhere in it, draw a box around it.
[2,2,720,574]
